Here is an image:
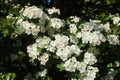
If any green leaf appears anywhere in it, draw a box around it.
[89,45,96,51]
[52,54,59,59]
[106,0,115,4]
[57,64,65,71]
[85,0,90,2]
[47,77,52,80]
[107,63,113,68]
[37,47,42,53]
[2,29,9,37]
[15,26,24,35]
[78,43,85,48]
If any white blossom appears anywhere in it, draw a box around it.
[114,61,120,67]
[39,13,50,27]
[47,7,60,15]
[52,34,69,48]
[50,18,65,29]
[78,22,107,46]
[83,66,99,80]
[90,31,106,46]
[16,18,23,25]
[27,43,39,59]
[46,42,56,52]
[101,22,111,32]
[84,52,97,65]
[70,45,82,55]
[22,6,43,19]
[69,24,77,34]
[102,68,116,80]
[107,34,119,45]
[56,46,74,61]
[4,0,12,4]
[63,57,78,72]
[38,53,49,65]
[71,78,77,80]
[17,20,40,36]
[36,36,51,48]
[56,45,82,61]
[36,69,47,78]
[81,31,106,46]
[81,22,95,32]
[76,62,87,73]
[81,31,92,44]
[70,36,79,44]
[76,32,82,38]
[70,16,80,23]
[90,19,101,23]
[113,16,120,24]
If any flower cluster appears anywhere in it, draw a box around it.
[113,16,120,25]
[63,52,98,80]
[16,20,41,36]
[15,6,120,80]
[63,51,97,73]
[27,43,39,59]
[107,34,119,45]
[22,6,43,19]
[47,7,60,15]
[50,18,65,29]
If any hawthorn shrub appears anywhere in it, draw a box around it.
[0,0,120,80]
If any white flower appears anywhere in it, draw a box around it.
[52,34,69,48]
[83,76,94,80]
[36,36,51,48]
[6,14,13,19]
[56,45,82,61]
[81,31,106,46]
[69,24,77,34]
[90,19,101,23]
[22,6,43,19]
[103,68,116,80]
[71,78,77,80]
[90,31,106,46]
[63,57,78,72]
[46,41,56,52]
[70,45,82,55]
[20,21,40,36]
[16,18,41,36]
[27,43,39,59]
[70,16,80,23]
[38,53,49,65]
[82,22,104,32]
[56,48,68,61]
[76,62,87,73]
[113,16,120,24]
[56,46,74,61]
[84,52,97,65]
[81,31,92,44]
[81,22,95,32]
[47,7,60,15]
[86,66,99,78]
[101,22,111,32]
[83,66,98,80]
[4,0,12,4]
[76,32,82,38]
[39,13,50,27]
[107,34,119,45]
[50,18,65,29]
[114,61,120,67]
[16,18,23,25]
[70,36,79,44]
[36,69,47,78]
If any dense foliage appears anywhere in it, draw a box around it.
[0,0,120,80]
